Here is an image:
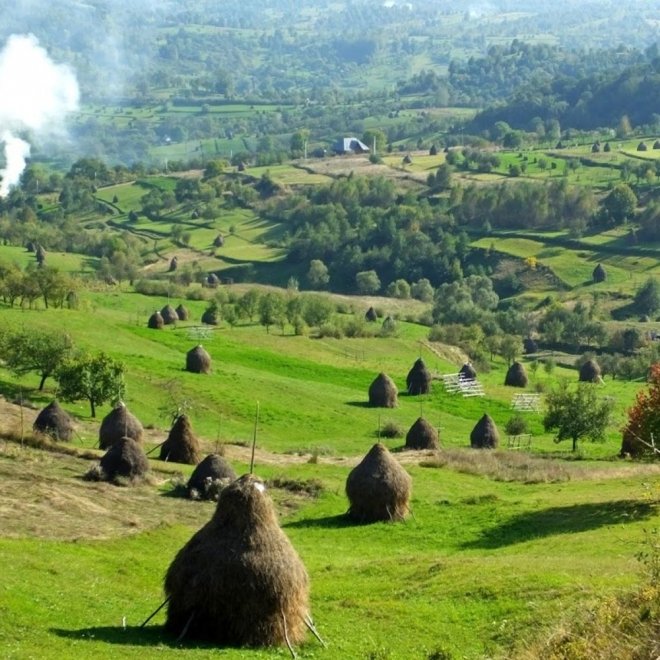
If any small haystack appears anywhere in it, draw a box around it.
[148,311,164,329]
[523,337,538,354]
[164,474,310,647]
[161,304,179,325]
[406,358,432,395]
[186,345,212,374]
[35,244,46,265]
[213,234,224,248]
[402,154,412,165]
[579,359,602,383]
[160,415,201,465]
[470,414,500,449]
[99,403,144,450]
[206,273,220,288]
[368,372,398,408]
[365,306,378,322]
[592,263,607,283]
[187,454,237,500]
[33,400,75,442]
[175,304,189,321]
[459,362,477,380]
[97,436,149,482]
[346,443,411,522]
[504,361,528,388]
[168,256,178,272]
[202,305,219,325]
[405,417,439,450]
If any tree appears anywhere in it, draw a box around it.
[307,259,330,289]
[622,363,660,458]
[356,270,381,294]
[543,382,612,452]
[301,294,334,328]
[499,335,523,366]
[258,292,285,334]
[634,278,660,317]
[386,279,411,299]
[362,128,387,154]
[0,328,73,390]
[602,184,637,224]
[411,278,434,302]
[56,352,125,417]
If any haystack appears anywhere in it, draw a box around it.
[98,436,149,482]
[176,304,189,321]
[186,345,212,374]
[405,417,439,450]
[592,263,606,283]
[523,337,538,354]
[164,474,310,647]
[160,415,201,465]
[99,403,144,450]
[161,304,179,325]
[365,306,378,322]
[368,372,398,408]
[406,358,432,395]
[459,362,477,380]
[504,361,528,388]
[168,256,178,272]
[470,413,500,449]
[579,359,601,382]
[187,454,237,499]
[148,311,164,329]
[345,443,411,522]
[33,400,75,442]
[201,305,219,325]
[213,234,224,248]
[206,273,220,288]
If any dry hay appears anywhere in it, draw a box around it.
[99,403,144,450]
[186,345,212,374]
[164,474,310,647]
[365,306,378,322]
[206,273,220,288]
[405,417,439,450]
[523,337,538,354]
[368,372,398,408]
[213,234,224,248]
[579,359,602,383]
[89,436,149,483]
[161,304,179,325]
[175,304,189,321]
[345,443,411,522]
[169,256,178,272]
[459,362,477,380]
[187,454,237,500]
[148,311,164,329]
[33,400,75,442]
[470,413,500,449]
[504,361,528,388]
[201,305,219,325]
[160,415,201,465]
[406,358,432,395]
[592,263,606,283]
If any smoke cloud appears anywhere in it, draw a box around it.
[0,33,80,196]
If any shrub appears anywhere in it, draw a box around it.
[505,414,529,436]
[317,322,343,339]
[379,421,404,438]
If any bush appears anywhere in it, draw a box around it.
[317,322,343,339]
[379,421,404,438]
[505,414,529,436]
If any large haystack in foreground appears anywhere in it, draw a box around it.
[160,415,201,465]
[579,359,602,383]
[405,417,439,450]
[187,454,237,500]
[164,474,310,647]
[346,443,411,522]
[470,413,500,449]
[504,361,528,388]
[368,372,398,408]
[97,436,149,482]
[186,345,212,374]
[406,358,432,395]
[99,404,144,450]
[33,400,75,442]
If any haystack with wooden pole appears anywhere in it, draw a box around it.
[365,306,378,322]
[187,454,237,500]
[345,443,411,522]
[148,311,164,329]
[579,359,601,383]
[459,362,477,380]
[592,263,606,283]
[92,436,149,483]
[406,358,432,395]
[201,305,219,325]
[33,400,75,442]
[99,403,144,450]
[160,415,201,465]
[405,417,439,450]
[175,304,189,321]
[470,414,500,449]
[164,474,311,648]
[186,345,212,374]
[161,304,179,325]
[368,373,398,408]
[504,361,528,388]
[206,273,220,288]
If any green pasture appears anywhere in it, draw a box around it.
[245,164,334,186]
[0,245,98,275]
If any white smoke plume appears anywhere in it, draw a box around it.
[0,34,80,196]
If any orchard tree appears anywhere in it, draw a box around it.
[543,382,612,452]
[602,183,637,224]
[56,352,125,417]
[356,270,381,295]
[634,277,660,317]
[307,259,330,289]
[621,363,660,458]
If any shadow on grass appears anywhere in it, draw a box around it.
[284,513,357,529]
[51,626,204,649]
[463,500,657,549]
[345,401,372,408]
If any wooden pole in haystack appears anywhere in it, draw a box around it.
[249,402,259,474]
